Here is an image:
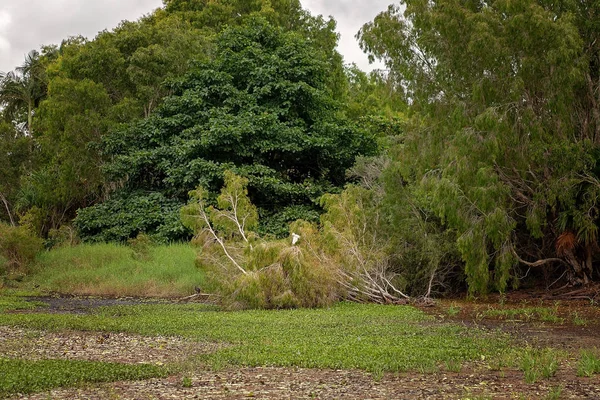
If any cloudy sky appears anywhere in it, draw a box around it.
[0,0,389,75]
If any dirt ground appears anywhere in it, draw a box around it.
[3,295,600,399]
[8,365,600,400]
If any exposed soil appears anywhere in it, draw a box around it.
[21,296,178,314]
[0,326,220,365]
[431,293,600,351]
[3,295,600,399]
[9,365,600,399]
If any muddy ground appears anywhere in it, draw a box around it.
[2,294,600,399]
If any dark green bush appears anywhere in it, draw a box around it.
[74,191,191,243]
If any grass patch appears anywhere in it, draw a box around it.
[26,243,202,297]
[481,306,564,324]
[0,296,46,313]
[0,302,509,374]
[446,303,461,317]
[0,358,167,398]
[577,349,600,377]
[520,348,561,383]
[571,312,588,326]
[545,385,563,400]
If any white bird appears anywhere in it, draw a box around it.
[291,233,301,245]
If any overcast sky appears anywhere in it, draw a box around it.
[0,0,389,75]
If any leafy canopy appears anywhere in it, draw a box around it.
[358,0,600,292]
[86,17,374,240]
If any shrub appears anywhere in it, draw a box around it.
[74,191,190,243]
[226,243,339,309]
[183,172,340,309]
[46,225,80,249]
[0,223,43,274]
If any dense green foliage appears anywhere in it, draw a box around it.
[2,0,600,296]
[88,17,373,240]
[2,0,350,237]
[75,192,188,242]
[358,0,600,292]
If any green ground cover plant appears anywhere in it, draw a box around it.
[0,301,508,374]
[519,348,562,383]
[0,358,167,398]
[577,350,600,377]
[27,243,202,297]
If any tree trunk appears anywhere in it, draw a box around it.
[0,192,15,226]
[563,247,592,286]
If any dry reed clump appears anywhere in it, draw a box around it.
[197,237,340,310]
[182,172,342,309]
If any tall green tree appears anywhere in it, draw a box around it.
[17,77,111,235]
[359,0,600,291]
[77,17,374,241]
[15,0,346,237]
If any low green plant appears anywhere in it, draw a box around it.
[0,295,46,312]
[545,385,563,400]
[572,312,588,326]
[520,348,561,383]
[0,358,166,397]
[445,359,462,372]
[488,347,521,371]
[0,301,509,375]
[181,376,192,388]
[577,349,600,377]
[446,304,461,317]
[461,390,492,400]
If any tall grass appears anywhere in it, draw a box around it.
[28,243,203,297]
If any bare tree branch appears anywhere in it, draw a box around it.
[0,192,15,226]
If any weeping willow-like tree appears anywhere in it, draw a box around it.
[358,0,600,292]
